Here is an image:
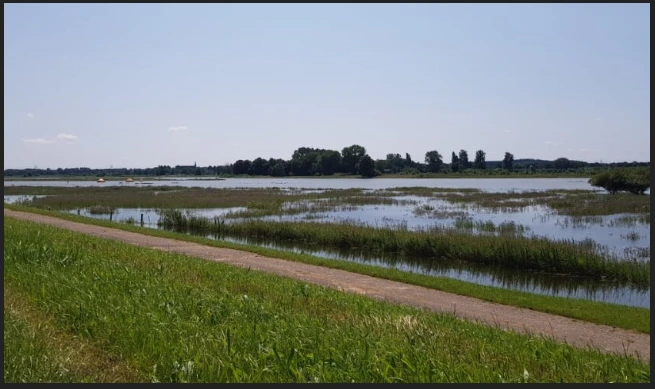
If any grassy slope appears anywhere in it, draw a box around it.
[4,216,650,383]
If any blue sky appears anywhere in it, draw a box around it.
[4,3,650,169]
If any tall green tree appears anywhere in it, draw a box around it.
[356,154,376,178]
[458,149,471,170]
[451,152,459,172]
[386,153,404,173]
[405,153,414,168]
[316,150,342,176]
[232,160,251,175]
[251,157,269,176]
[269,162,286,177]
[289,147,322,176]
[424,150,443,173]
[502,152,514,171]
[342,145,367,174]
[553,157,572,170]
[473,150,486,170]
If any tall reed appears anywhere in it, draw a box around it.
[157,211,649,285]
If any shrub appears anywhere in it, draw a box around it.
[589,167,650,195]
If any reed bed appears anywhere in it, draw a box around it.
[87,205,116,215]
[4,217,650,383]
[387,187,482,196]
[157,211,649,285]
[435,190,650,217]
[412,204,468,219]
[6,186,414,214]
[621,232,641,241]
[545,193,650,217]
[7,185,649,219]
[4,186,300,210]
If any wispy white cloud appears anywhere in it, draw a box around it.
[22,133,78,144]
[23,138,55,144]
[56,133,78,142]
[26,113,34,119]
[168,126,190,132]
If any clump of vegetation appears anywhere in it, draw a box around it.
[621,231,641,241]
[157,211,650,285]
[122,216,137,225]
[588,167,650,195]
[88,205,116,215]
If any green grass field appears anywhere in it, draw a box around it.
[4,216,650,382]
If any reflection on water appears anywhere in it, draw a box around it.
[213,235,650,309]
[4,194,50,204]
[57,206,650,308]
[66,207,246,228]
[255,199,650,259]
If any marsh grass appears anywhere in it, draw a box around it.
[7,185,649,219]
[435,190,650,217]
[88,205,116,215]
[539,192,650,217]
[4,186,300,210]
[623,247,650,261]
[157,211,649,285]
[387,187,482,196]
[621,231,641,241]
[412,204,468,219]
[3,217,650,382]
[5,204,650,334]
[610,214,651,226]
[122,217,137,225]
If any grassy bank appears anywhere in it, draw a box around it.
[4,216,650,382]
[4,204,650,334]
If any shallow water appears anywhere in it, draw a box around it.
[4,177,603,192]
[216,235,650,309]
[5,180,649,308]
[52,204,650,308]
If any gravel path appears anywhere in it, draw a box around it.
[4,208,650,362]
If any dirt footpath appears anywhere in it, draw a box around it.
[4,208,650,362]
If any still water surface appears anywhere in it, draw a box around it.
[4,178,650,308]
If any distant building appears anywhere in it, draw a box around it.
[174,162,197,170]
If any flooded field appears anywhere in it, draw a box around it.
[6,183,648,308]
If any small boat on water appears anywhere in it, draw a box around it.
[126,178,134,182]
[97,178,105,183]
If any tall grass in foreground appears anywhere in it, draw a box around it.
[4,311,85,383]
[4,217,650,383]
[157,210,649,285]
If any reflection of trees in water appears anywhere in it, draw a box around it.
[213,233,648,306]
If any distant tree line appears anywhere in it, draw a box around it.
[4,144,650,179]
